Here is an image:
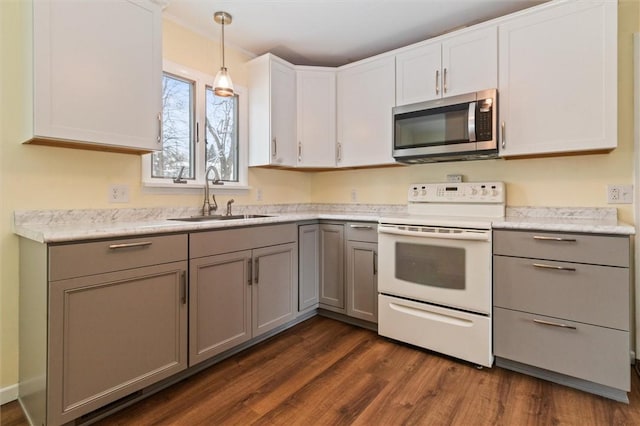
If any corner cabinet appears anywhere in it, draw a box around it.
[493,229,631,402]
[498,0,617,157]
[296,67,337,168]
[20,234,188,426]
[336,56,397,167]
[188,224,297,366]
[395,26,497,106]
[308,221,378,324]
[248,54,297,167]
[29,0,163,154]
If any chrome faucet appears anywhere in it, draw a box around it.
[202,166,223,216]
[226,199,235,216]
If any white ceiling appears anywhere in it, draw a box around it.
[163,0,547,67]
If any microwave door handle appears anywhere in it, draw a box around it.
[468,101,476,142]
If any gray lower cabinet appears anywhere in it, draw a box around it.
[346,224,378,323]
[493,229,631,400]
[304,221,378,323]
[318,223,345,311]
[298,224,320,311]
[20,234,188,426]
[189,224,297,366]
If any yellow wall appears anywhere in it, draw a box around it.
[0,0,638,394]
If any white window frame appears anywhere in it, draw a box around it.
[142,60,249,191]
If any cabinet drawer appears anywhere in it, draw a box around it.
[494,256,629,330]
[493,230,629,267]
[190,223,297,258]
[494,307,629,391]
[346,222,378,243]
[49,234,187,281]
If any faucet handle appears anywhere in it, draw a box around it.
[226,199,235,216]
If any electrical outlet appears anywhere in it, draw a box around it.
[447,174,463,183]
[108,184,130,203]
[256,188,263,202]
[351,189,358,202]
[607,184,633,204]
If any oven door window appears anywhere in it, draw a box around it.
[395,242,465,289]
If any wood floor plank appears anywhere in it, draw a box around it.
[4,316,640,425]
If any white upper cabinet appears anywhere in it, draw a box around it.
[248,54,297,167]
[336,55,396,167]
[296,68,336,168]
[31,0,162,153]
[498,0,617,157]
[396,26,497,106]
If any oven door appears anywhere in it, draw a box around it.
[377,224,492,314]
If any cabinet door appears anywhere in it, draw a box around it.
[442,26,497,97]
[48,261,187,425]
[318,224,345,311]
[298,224,320,311]
[252,243,297,337]
[346,241,378,323]
[270,60,298,166]
[33,0,162,152]
[395,42,442,105]
[296,69,336,167]
[189,251,252,366]
[337,56,396,167]
[498,0,616,157]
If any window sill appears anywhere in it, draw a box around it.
[142,181,250,194]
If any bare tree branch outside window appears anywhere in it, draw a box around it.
[206,89,238,182]
[153,74,194,179]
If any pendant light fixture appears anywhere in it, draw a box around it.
[213,11,234,97]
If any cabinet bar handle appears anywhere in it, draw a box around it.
[373,251,377,275]
[443,68,448,93]
[180,271,187,304]
[108,241,152,250]
[337,143,342,162]
[254,258,259,284]
[533,236,577,242]
[435,70,440,95]
[532,318,577,330]
[196,122,200,144]
[533,263,576,272]
[501,121,505,149]
[248,258,253,285]
[272,138,277,158]
[298,141,302,162]
[157,112,163,144]
[349,224,373,230]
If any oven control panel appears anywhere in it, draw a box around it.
[408,182,505,203]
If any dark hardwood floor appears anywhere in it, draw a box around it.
[3,316,640,425]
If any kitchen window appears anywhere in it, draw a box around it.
[142,61,248,190]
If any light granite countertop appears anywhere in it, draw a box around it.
[13,204,635,244]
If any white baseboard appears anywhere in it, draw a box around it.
[0,383,18,405]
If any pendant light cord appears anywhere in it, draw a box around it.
[221,15,226,69]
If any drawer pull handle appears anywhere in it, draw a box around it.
[533,236,577,242]
[350,225,373,230]
[532,263,576,272]
[532,318,577,330]
[108,241,153,250]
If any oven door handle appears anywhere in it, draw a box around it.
[378,226,490,241]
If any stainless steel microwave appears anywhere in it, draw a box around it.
[392,89,498,164]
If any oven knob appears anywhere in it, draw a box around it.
[412,190,419,197]
[421,189,427,196]
[492,189,500,197]
[481,188,488,196]
[471,188,478,195]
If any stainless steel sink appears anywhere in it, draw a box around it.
[168,214,272,222]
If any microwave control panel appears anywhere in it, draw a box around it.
[408,182,504,204]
